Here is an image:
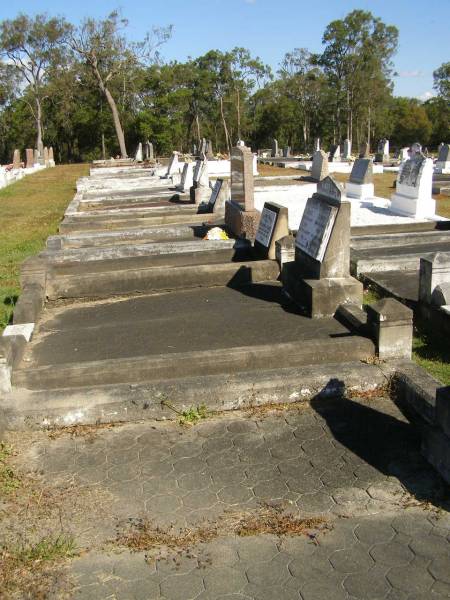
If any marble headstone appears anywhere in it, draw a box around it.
[311,150,329,182]
[254,202,289,260]
[342,139,352,160]
[329,145,340,162]
[271,138,279,158]
[26,149,34,169]
[390,152,435,218]
[346,158,374,200]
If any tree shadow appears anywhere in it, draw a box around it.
[310,379,448,507]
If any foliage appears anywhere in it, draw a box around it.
[0,442,20,494]
[179,404,208,426]
[0,9,447,163]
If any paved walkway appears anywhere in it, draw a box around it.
[2,395,449,599]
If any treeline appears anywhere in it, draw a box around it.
[0,10,448,164]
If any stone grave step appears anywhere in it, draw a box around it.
[59,212,215,233]
[13,284,375,391]
[350,229,450,251]
[351,240,450,275]
[49,223,215,249]
[351,219,450,237]
[46,255,279,299]
[43,238,238,264]
[360,270,419,303]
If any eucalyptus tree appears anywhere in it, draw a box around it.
[68,11,171,158]
[319,10,398,145]
[0,13,70,149]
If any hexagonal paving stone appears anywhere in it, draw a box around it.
[355,519,395,545]
[409,534,450,558]
[218,484,253,505]
[391,513,433,537]
[343,565,391,599]
[252,478,288,500]
[160,571,205,600]
[145,493,182,514]
[245,552,291,587]
[203,566,248,596]
[429,556,450,584]
[182,489,218,510]
[370,540,414,567]
[237,535,280,563]
[177,471,212,492]
[387,559,436,594]
[329,544,374,573]
[286,472,323,495]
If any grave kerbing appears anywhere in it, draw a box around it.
[282,176,363,317]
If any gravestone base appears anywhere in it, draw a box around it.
[435,161,450,174]
[283,264,363,318]
[225,200,260,240]
[390,192,436,219]
[345,182,374,201]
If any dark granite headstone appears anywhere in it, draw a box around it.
[438,144,449,163]
[349,158,373,185]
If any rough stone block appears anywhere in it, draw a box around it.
[224,200,260,240]
[421,423,450,483]
[366,298,413,359]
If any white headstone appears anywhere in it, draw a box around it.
[390,153,435,218]
[343,139,352,160]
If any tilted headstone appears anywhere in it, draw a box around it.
[311,150,329,182]
[26,149,34,169]
[179,161,194,192]
[390,151,435,218]
[165,151,179,178]
[419,252,450,305]
[193,159,210,204]
[207,178,230,213]
[359,142,370,158]
[13,149,21,169]
[192,159,203,186]
[254,202,289,260]
[282,176,362,316]
[342,139,352,160]
[329,145,340,162]
[436,143,450,170]
[206,140,214,159]
[271,138,279,158]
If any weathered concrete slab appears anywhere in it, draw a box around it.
[14,284,375,389]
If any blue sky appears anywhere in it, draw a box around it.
[1,0,449,99]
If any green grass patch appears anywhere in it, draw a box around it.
[179,404,208,426]
[413,319,450,385]
[0,164,89,331]
[0,442,21,495]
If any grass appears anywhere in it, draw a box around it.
[412,319,450,385]
[0,535,76,597]
[0,441,21,495]
[0,164,89,332]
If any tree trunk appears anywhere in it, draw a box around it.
[101,133,106,160]
[195,113,201,145]
[220,96,231,152]
[104,87,127,158]
[236,88,241,140]
[36,97,43,150]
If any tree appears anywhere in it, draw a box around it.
[0,14,69,149]
[433,62,450,102]
[389,97,432,148]
[68,11,171,158]
[319,10,398,145]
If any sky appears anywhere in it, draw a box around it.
[1,0,449,99]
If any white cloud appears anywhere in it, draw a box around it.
[398,70,423,78]
[418,90,435,101]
